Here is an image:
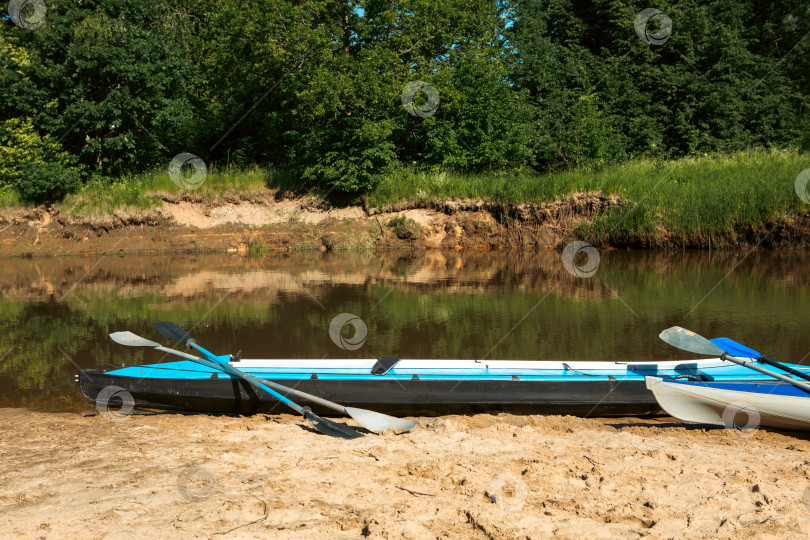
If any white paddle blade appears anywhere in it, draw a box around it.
[109,331,162,348]
[345,407,417,432]
[659,326,725,356]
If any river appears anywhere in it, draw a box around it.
[0,249,807,411]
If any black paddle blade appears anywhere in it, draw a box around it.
[152,322,192,344]
[303,408,364,439]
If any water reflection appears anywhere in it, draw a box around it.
[0,250,807,411]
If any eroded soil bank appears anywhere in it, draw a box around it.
[2,190,808,257]
[2,409,810,539]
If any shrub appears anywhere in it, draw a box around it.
[15,161,82,204]
[0,118,83,203]
[297,119,399,195]
[388,214,420,240]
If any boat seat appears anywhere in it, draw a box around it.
[371,356,401,375]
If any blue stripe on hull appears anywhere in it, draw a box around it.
[102,360,810,383]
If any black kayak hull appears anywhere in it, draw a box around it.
[79,369,661,416]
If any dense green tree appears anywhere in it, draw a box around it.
[3,0,205,177]
[1,0,808,196]
[509,0,810,171]
[200,0,534,191]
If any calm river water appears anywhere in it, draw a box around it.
[0,249,807,411]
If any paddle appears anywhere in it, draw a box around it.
[659,327,810,394]
[151,322,417,433]
[709,338,761,359]
[109,331,363,439]
[710,337,810,383]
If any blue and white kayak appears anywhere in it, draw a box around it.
[645,376,810,430]
[78,357,810,417]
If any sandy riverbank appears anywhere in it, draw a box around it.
[2,190,808,257]
[2,409,810,539]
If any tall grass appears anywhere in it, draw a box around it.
[368,148,809,241]
[0,187,22,209]
[57,165,292,216]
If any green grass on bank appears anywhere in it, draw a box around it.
[369,149,805,206]
[368,148,809,241]
[0,186,21,208]
[2,149,808,243]
[54,165,276,216]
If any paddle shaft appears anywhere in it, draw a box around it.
[158,343,351,415]
[660,327,810,394]
[758,356,810,383]
[722,354,810,394]
[152,345,306,414]
[147,322,414,432]
[711,336,810,383]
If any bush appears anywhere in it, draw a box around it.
[297,119,399,195]
[15,161,82,204]
[0,118,83,203]
[387,214,420,240]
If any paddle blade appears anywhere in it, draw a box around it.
[710,338,761,359]
[345,407,418,433]
[659,327,725,356]
[152,322,192,343]
[110,331,162,348]
[303,409,364,439]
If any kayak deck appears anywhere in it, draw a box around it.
[88,357,800,381]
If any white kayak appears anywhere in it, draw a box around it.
[645,376,810,431]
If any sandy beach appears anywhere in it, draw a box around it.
[2,408,810,539]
